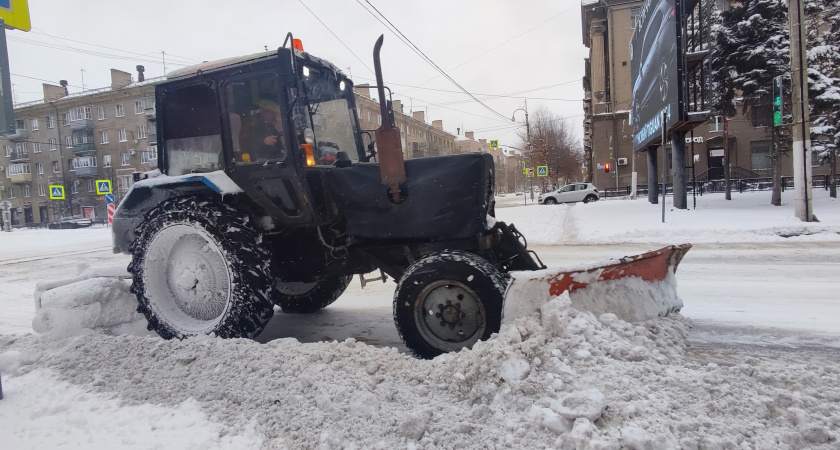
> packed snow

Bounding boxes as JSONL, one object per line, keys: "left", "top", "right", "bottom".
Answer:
{"left": 1, "top": 190, "right": 839, "bottom": 448}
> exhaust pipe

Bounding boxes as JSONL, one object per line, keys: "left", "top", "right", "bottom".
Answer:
{"left": 373, "top": 35, "right": 406, "bottom": 204}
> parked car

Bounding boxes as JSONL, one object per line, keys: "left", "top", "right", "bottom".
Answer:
{"left": 48, "top": 217, "right": 94, "bottom": 229}
{"left": 538, "top": 183, "right": 600, "bottom": 204}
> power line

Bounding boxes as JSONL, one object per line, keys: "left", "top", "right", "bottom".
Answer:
{"left": 297, "top": 0, "right": 376, "bottom": 77}
{"left": 397, "top": 4, "right": 579, "bottom": 97}
{"left": 30, "top": 29, "right": 198, "bottom": 65}
{"left": 8, "top": 37, "right": 190, "bottom": 68}
{"left": 356, "top": 0, "right": 510, "bottom": 123}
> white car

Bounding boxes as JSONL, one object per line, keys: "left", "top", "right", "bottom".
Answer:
{"left": 539, "top": 183, "right": 600, "bottom": 204}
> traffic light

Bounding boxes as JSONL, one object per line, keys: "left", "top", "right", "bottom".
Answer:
{"left": 772, "top": 76, "right": 783, "bottom": 127}
{"left": 604, "top": 162, "right": 611, "bottom": 173}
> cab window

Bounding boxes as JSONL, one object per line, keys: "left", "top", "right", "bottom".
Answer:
{"left": 162, "top": 83, "right": 224, "bottom": 175}
{"left": 224, "top": 73, "right": 285, "bottom": 165}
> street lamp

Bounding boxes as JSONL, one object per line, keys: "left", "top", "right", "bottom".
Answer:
{"left": 512, "top": 102, "right": 533, "bottom": 203}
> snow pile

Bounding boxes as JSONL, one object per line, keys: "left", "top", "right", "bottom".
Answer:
{"left": 495, "top": 190, "right": 840, "bottom": 245}
{"left": 32, "top": 277, "right": 149, "bottom": 339}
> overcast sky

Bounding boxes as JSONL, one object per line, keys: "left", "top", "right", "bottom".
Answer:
{"left": 8, "top": 0, "right": 587, "bottom": 149}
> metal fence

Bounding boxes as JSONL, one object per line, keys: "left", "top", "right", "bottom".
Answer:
{"left": 601, "top": 174, "right": 838, "bottom": 199}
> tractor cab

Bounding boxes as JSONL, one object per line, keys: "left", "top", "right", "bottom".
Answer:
{"left": 155, "top": 42, "right": 365, "bottom": 228}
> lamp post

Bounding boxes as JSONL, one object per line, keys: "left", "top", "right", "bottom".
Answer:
{"left": 512, "top": 101, "right": 532, "bottom": 204}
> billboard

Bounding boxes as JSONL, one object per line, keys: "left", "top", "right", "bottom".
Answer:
{"left": 631, "top": 0, "right": 681, "bottom": 151}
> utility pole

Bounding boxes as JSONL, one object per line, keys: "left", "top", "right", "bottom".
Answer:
{"left": 512, "top": 101, "right": 531, "bottom": 204}
{"left": 50, "top": 102, "right": 72, "bottom": 217}
{"left": 788, "top": 0, "right": 815, "bottom": 221}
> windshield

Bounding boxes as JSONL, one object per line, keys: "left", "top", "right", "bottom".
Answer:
{"left": 293, "top": 64, "right": 361, "bottom": 165}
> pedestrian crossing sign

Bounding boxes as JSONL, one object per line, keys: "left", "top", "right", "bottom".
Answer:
{"left": 0, "top": 0, "right": 31, "bottom": 32}
{"left": 489, "top": 140, "right": 498, "bottom": 149}
{"left": 95, "top": 179, "right": 112, "bottom": 195}
{"left": 49, "top": 185, "right": 65, "bottom": 200}
{"left": 537, "top": 166, "right": 548, "bottom": 177}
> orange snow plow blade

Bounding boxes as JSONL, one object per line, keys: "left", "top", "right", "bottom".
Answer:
{"left": 503, "top": 244, "right": 692, "bottom": 323}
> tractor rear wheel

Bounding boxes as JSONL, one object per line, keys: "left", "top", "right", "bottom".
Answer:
{"left": 274, "top": 275, "right": 351, "bottom": 313}
{"left": 393, "top": 251, "right": 506, "bottom": 359}
{"left": 128, "top": 197, "right": 275, "bottom": 340}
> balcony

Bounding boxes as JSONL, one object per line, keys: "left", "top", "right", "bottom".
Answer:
{"left": 10, "top": 172, "right": 32, "bottom": 184}
{"left": 145, "top": 107, "right": 156, "bottom": 121}
{"left": 9, "top": 152, "right": 29, "bottom": 162}
{"left": 73, "top": 142, "right": 96, "bottom": 155}
{"left": 70, "top": 119, "right": 94, "bottom": 130}
{"left": 8, "top": 163, "right": 31, "bottom": 183}
{"left": 6, "top": 129, "right": 29, "bottom": 142}
{"left": 147, "top": 133, "right": 157, "bottom": 144}
{"left": 74, "top": 166, "right": 98, "bottom": 178}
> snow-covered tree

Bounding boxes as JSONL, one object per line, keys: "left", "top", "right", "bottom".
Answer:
{"left": 722, "top": 0, "right": 790, "bottom": 205}
{"left": 807, "top": 0, "right": 840, "bottom": 197}
{"left": 709, "top": 0, "right": 739, "bottom": 199}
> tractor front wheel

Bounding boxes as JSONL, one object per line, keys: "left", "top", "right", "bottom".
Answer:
{"left": 393, "top": 251, "right": 506, "bottom": 359}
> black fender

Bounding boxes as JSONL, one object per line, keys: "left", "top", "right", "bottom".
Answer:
{"left": 112, "top": 172, "right": 243, "bottom": 254}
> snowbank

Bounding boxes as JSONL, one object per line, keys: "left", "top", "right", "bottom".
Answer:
{"left": 496, "top": 189, "right": 840, "bottom": 245}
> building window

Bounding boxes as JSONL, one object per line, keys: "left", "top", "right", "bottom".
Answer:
{"left": 15, "top": 119, "right": 25, "bottom": 130}
{"left": 357, "top": 108, "right": 362, "bottom": 119}
{"left": 66, "top": 136, "right": 73, "bottom": 148}
{"left": 68, "top": 158, "right": 75, "bottom": 171}
{"left": 119, "top": 175, "right": 133, "bottom": 192}
{"left": 709, "top": 115, "right": 723, "bottom": 132}
{"left": 367, "top": 111, "right": 371, "bottom": 122}
{"left": 31, "top": 118, "right": 39, "bottom": 130}
{"left": 9, "top": 186, "right": 15, "bottom": 198}
{"left": 121, "top": 152, "right": 130, "bottom": 166}
{"left": 140, "top": 151, "right": 150, "bottom": 163}
{"left": 73, "top": 156, "right": 97, "bottom": 169}
{"left": 750, "top": 141, "right": 772, "bottom": 171}
{"left": 38, "top": 184, "right": 46, "bottom": 197}
{"left": 49, "top": 138, "right": 57, "bottom": 151}
{"left": 103, "top": 154, "right": 112, "bottom": 167}
{"left": 46, "top": 115, "right": 55, "bottom": 129}
{"left": 100, "top": 131, "right": 109, "bottom": 144}
{"left": 88, "top": 179, "right": 95, "bottom": 192}
{"left": 24, "top": 184, "right": 30, "bottom": 197}
{"left": 36, "top": 162, "right": 43, "bottom": 174}
{"left": 62, "top": 112, "right": 70, "bottom": 125}
{"left": 137, "top": 124, "right": 147, "bottom": 139}
{"left": 377, "top": 114, "right": 382, "bottom": 126}
{"left": 4, "top": 145, "right": 10, "bottom": 157}
{"left": 631, "top": 7, "right": 641, "bottom": 28}
{"left": 33, "top": 142, "right": 41, "bottom": 153}
{"left": 98, "top": 106, "right": 106, "bottom": 120}
{"left": 148, "top": 145, "right": 157, "bottom": 159}
{"left": 118, "top": 129, "right": 127, "bottom": 142}
{"left": 71, "top": 181, "right": 78, "bottom": 194}
{"left": 751, "top": 103, "right": 772, "bottom": 128}
{"left": 70, "top": 106, "right": 92, "bottom": 121}
{"left": 116, "top": 104, "right": 125, "bottom": 117}
{"left": 135, "top": 101, "right": 144, "bottom": 114}
{"left": 52, "top": 161, "right": 60, "bottom": 173}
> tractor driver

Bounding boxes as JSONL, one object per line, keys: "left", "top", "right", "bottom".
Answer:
{"left": 241, "top": 100, "right": 286, "bottom": 163}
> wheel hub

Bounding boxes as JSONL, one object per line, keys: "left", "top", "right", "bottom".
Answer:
{"left": 143, "top": 224, "right": 232, "bottom": 334}
{"left": 416, "top": 281, "right": 486, "bottom": 348}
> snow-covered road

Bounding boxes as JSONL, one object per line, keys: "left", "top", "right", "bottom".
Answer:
{"left": 1, "top": 190, "right": 839, "bottom": 448}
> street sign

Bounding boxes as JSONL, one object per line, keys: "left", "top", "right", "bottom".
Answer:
{"left": 489, "top": 140, "right": 498, "bottom": 149}
{"left": 0, "top": 0, "right": 31, "bottom": 32}
{"left": 104, "top": 193, "right": 115, "bottom": 203}
{"left": 526, "top": 168, "right": 535, "bottom": 178}
{"left": 521, "top": 161, "right": 526, "bottom": 174}
{"left": 537, "top": 165, "right": 548, "bottom": 177}
{"left": 107, "top": 202, "right": 116, "bottom": 225}
{"left": 49, "top": 185, "right": 65, "bottom": 200}
{"left": 95, "top": 179, "right": 112, "bottom": 195}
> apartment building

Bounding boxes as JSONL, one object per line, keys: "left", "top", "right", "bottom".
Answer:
{"left": 353, "top": 86, "right": 456, "bottom": 158}
{"left": 1, "top": 68, "right": 158, "bottom": 226}
{"left": 581, "top": 0, "right": 830, "bottom": 192}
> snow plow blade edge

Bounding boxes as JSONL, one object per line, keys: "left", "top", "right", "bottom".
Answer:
{"left": 503, "top": 244, "right": 692, "bottom": 323}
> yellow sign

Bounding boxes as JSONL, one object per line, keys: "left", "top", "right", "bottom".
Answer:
{"left": 0, "top": 0, "right": 32, "bottom": 32}
{"left": 521, "top": 161, "right": 526, "bottom": 174}
{"left": 49, "top": 185, "right": 65, "bottom": 200}
{"left": 95, "top": 179, "right": 112, "bottom": 195}
{"left": 526, "top": 168, "right": 535, "bottom": 178}
{"left": 489, "top": 140, "right": 498, "bottom": 149}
